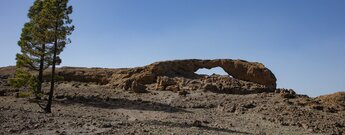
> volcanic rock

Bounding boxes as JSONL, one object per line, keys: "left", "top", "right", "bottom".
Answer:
{"left": 316, "top": 92, "right": 345, "bottom": 111}
{"left": 130, "top": 81, "right": 147, "bottom": 93}
{"left": 144, "top": 59, "right": 277, "bottom": 88}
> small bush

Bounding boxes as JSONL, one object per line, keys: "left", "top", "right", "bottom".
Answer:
{"left": 55, "top": 75, "right": 65, "bottom": 82}
{"left": 16, "top": 92, "right": 32, "bottom": 98}
{"left": 35, "top": 92, "right": 44, "bottom": 99}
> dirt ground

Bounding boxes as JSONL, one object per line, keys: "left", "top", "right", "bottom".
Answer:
{"left": 0, "top": 81, "right": 344, "bottom": 135}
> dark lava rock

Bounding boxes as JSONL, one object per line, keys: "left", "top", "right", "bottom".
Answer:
{"left": 102, "top": 123, "right": 113, "bottom": 128}
{"left": 178, "top": 90, "right": 189, "bottom": 96}
{"left": 131, "top": 81, "right": 147, "bottom": 93}
{"left": 192, "top": 120, "right": 203, "bottom": 127}
{"left": 0, "top": 90, "right": 5, "bottom": 96}
{"left": 242, "top": 103, "right": 256, "bottom": 109}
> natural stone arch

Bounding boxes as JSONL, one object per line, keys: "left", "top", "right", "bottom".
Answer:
{"left": 147, "top": 59, "right": 277, "bottom": 88}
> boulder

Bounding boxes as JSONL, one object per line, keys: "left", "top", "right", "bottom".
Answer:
{"left": 155, "top": 76, "right": 176, "bottom": 90}
{"left": 203, "top": 83, "right": 219, "bottom": 92}
{"left": 130, "top": 80, "right": 147, "bottom": 93}
{"left": 166, "top": 85, "right": 180, "bottom": 92}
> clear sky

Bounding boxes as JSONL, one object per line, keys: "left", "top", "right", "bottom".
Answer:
{"left": 0, "top": 0, "right": 344, "bottom": 97}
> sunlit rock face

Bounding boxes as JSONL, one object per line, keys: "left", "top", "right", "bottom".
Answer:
{"left": 110, "top": 59, "right": 277, "bottom": 94}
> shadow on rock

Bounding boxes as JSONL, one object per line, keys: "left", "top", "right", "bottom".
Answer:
{"left": 55, "top": 95, "right": 190, "bottom": 113}
{"left": 143, "top": 120, "right": 251, "bottom": 134}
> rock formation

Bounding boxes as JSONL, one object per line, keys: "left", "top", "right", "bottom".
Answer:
{"left": 145, "top": 59, "right": 277, "bottom": 88}
{"left": 110, "top": 59, "right": 277, "bottom": 93}
{"left": 0, "top": 59, "right": 277, "bottom": 94}
{"left": 316, "top": 92, "right": 345, "bottom": 111}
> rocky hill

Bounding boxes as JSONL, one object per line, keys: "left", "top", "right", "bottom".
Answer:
{"left": 0, "top": 59, "right": 344, "bottom": 134}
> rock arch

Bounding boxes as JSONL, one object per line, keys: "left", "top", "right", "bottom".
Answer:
{"left": 146, "top": 59, "right": 277, "bottom": 88}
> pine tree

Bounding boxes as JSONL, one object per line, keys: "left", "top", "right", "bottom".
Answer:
{"left": 12, "top": 0, "right": 55, "bottom": 98}
{"left": 40, "top": 0, "right": 74, "bottom": 113}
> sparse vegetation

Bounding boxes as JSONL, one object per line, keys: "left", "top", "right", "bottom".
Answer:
{"left": 42, "top": 0, "right": 74, "bottom": 113}
{"left": 16, "top": 91, "right": 32, "bottom": 98}
{"left": 12, "top": 0, "right": 74, "bottom": 113}
{"left": 12, "top": 0, "right": 56, "bottom": 98}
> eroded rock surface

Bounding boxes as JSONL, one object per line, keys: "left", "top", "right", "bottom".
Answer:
{"left": 147, "top": 59, "right": 277, "bottom": 88}
{"left": 111, "top": 59, "right": 276, "bottom": 94}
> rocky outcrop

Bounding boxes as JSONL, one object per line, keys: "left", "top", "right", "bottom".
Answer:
{"left": 111, "top": 59, "right": 276, "bottom": 89}
{"left": 42, "top": 67, "right": 116, "bottom": 85}
{"left": 316, "top": 92, "right": 345, "bottom": 111}
{"left": 0, "top": 59, "right": 277, "bottom": 94}
{"left": 149, "top": 59, "right": 276, "bottom": 88}
{"left": 108, "top": 59, "right": 277, "bottom": 94}
{"left": 130, "top": 80, "right": 147, "bottom": 93}
{"left": 0, "top": 66, "right": 16, "bottom": 79}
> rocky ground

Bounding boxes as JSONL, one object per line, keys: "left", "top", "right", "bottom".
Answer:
{"left": 0, "top": 81, "right": 344, "bottom": 135}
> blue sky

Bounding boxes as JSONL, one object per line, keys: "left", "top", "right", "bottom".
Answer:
{"left": 0, "top": 0, "right": 344, "bottom": 97}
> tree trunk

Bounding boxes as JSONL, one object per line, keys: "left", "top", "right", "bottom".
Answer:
{"left": 45, "top": 40, "right": 57, "bottom": 113}
{"left": 36, "top": 44, "right": 45, "bottom": 98}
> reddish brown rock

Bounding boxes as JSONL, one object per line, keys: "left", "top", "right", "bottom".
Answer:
{"left": 144, "top": 59, "right": 276, "bottom": 88}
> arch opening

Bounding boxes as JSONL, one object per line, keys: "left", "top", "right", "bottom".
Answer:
{"left": 195, "top": 67, "right": 232, "bottom": 77}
